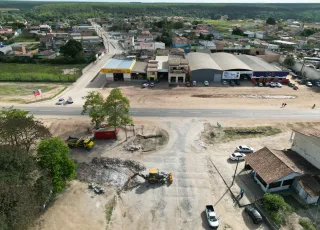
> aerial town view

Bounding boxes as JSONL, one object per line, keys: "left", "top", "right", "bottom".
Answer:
{"left": 1, "top": 0, "right": 320, "bottom": 230}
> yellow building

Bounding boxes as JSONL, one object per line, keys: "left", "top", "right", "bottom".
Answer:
{"left": 101, "top": 59, "right": 136, "bottom": 81}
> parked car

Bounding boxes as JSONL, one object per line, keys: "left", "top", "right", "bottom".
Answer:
{"left": 315, "top": 81, "right": 320, "bottom": 87}
{"left": 235, "top": 80, "right": 240, "bottom": 86}
{"left": 204, "top": 80, "right": 209, "bottom": 86}
{"left": 276, "top": 82, "right": 282, "bottom": 88}
{"left": 149, "top": 82, "right": 155, "bottom": 87}
{"left": 288, "top": 82, "right": 296, "bottom": 87}
{"left": 236, "top": 145, "right": 254, "bottom": 153}
{"left": 245, "top": 205, "right": 263, "bottom": 224}
{"left": 230, "top": 80, "right": 235, "bottom": 86}
{"left": 192, "top": 81, "right": 197, "bottom": 86}
{"left": 66, "top": 97, "right": 73, "bottom": 104}
{"left": 229, "top": 152, "right": 246, "bottom": 161}
{"left": 142, "top": 82, "right": 149, "bottom": 88}
{"left": 56, "top": 98, "right": 65, "bottom": 105}
{"left": 306, "top": 81, "right": 313, "bottom": 87}
{"left": 270, "top": 82, "right": 276, "bottom": 88}
{"left": 258, "top": 83, "right": 263, "bottom": 87}
{"left": 205, "top": 205, "right": 219, "bottom": 229}
{"left": 186, "top": 81, "right": 191, "bottom": 87}
{"left": 222, "top": 80, "right": 228, "bottom": 85}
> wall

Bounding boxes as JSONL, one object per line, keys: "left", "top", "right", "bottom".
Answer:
{"left": 258, "top": 54, "right": 280, "bottom": 63}
{"left": 292, "top": 132, "right": 320, "bottom": 169}
{"left": 293, "top": 180, "right": 319, "bottom": 204}
{"left": 267, "top": 173, "right": 300, "bottom": 192}
{"left": 106, "top": 73, "right": 113, "bottom": 81}
{"left": 191, "top": 69, "right": 221, "bottom": 82}
{"left": 124, "top": 73, "right": 131, "bottom": 81}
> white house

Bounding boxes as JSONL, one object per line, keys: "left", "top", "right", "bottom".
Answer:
{"left": 245, "top": 144, "right": 320, "bottom": 204}
{"left": 134, "top": 42, "right": 165, "bottom": 50}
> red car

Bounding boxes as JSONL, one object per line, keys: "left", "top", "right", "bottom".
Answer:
{"left": 186, "top": 82, "right": 191, "bottom": 87}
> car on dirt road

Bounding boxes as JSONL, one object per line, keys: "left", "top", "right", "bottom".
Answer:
{"left": 204, "top": 80, "right": 209, "bottom": 86}
{"left": 186, "top": 81, "right": 191, "bottom": 87}
{"left": 276, "top": 82, "right": 282, "bottom": 88}
{"left": 222, "top": 80, "right": 228, "bottom": 85}
{"left": 193, "top": 81, "right": 197, "bottom": 86}
{"left": 229, "top": 152, "right": 246, "bottom": 161}
{"left": 149, "top": 82, "right": 155, "bottom": 87}
{"left": 270, "top": 82, "right": 276, "bottom": 88}
{"left": 141, "top": 82, "right": 149, "bottom": 88}
{"left": 244, "top": 205, "right": 263, "bottom": 224}
{"left": 306, "top": 81, "right": 313, "bottom": 87}
{"left": 205, "top": 205, "right": 219, "bottom": 229}
{"left": 236, "top": 145, "right": 254, "bottom": 153}
{"left": 56, "top": 98, "right": 65, "bottom": 105}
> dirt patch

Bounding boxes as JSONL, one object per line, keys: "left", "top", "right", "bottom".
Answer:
{"left": 62, "top": 68, "right": 79, "bottom": 75}
{"left": 124, "top": 129, "right": 169, "bottom": 153}
{"left": 201, "top": 123, "right": 282, "bottom": 144}
{"left": 192, "top": 94, "right": 297, "bottom": 99}
{"left": 77, "top": 157, "right": 146, "bottom": 189}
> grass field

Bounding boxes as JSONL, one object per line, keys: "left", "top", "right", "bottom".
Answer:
{"left": 12, "top": 36, "right": 38, "bottom": 43}
{"left": 203, "top": 19, "right": 260, "bottom": 33}
{"left": 0, "top": 84, "right": 57, "bottom": 96}
{"left": 0, "top": 63, "right": 86, "bottom": 82}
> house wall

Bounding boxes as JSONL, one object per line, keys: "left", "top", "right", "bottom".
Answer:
{"left": 292, "top": 132, "right": 320, "bottom": 169}
{"left": 124, "top": 73, "right": 131, "bottom": 81}
{"left": 292, "top": 180, "right": 319, "bottom": 204}
{"left": 106, "top": 73, "right": 114, "bottom": 81}
{"left": 254, "top": 172, "right": 300, "bottom": 192}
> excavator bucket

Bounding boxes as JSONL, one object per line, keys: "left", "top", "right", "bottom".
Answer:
{"left": 168, "top": 172, "right": 173, "bottom": 183}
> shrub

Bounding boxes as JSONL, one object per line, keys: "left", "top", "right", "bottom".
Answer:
{"left": 299, "top": 219, "right": 316, "bottom": 230}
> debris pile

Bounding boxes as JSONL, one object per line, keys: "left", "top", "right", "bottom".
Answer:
{"left": 88, "top": 183, "right": 105, "bottom": 194}
{"left": 77, "top": 157, "right": 146, "bottom": 188}
{"left": 124, "top": 132, "right": 168, "bottom": 153}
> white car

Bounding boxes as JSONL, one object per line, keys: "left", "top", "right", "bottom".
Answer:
{"left": 204, "top": 81, "right": 209, "bottom": 86}
{"left": 141, "top": 83, "right": 149, "bottom": 88}
{"left": 270, "top": 82, "right": 276, "bottom": 88}
{"left": 306, "top": 81, "right": 313, "bottom": 87}
{"left": 276, "top": 82, "right": 282, "bottom": 88}
{"left": 236, "top": 145, "right": 254, "bottom": 153}
{"left": 229, "top": 152, "right": 246, "bottom": 161}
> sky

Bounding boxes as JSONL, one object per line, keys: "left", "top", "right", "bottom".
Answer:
{"left": 8, "top": 0, "right": 320, "bottom": 3}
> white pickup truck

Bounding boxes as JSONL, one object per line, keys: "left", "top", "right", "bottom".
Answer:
{"left": 205, "top": 205, "right": 219, "bottom": 229}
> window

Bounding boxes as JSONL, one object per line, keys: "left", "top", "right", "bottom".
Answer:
{"left": 282, "top": 179, "right": 294, "bottom": 186}
{"left": 170, "top": 76, "right": 176, "bottom": 83}
{"left": 178, "top": 77, "right": 184, "bottom": 82}
{"left": 269, "top": 181, "right": 282, "bottom": 189}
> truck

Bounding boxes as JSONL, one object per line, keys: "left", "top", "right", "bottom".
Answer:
{"left": 92, "top": 126, "right": 119, "bottom": 140}
{"left": 205, "top": 205, "right": 219, "bottom": 229}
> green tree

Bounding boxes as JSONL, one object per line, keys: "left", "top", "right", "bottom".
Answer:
{"left": 283, "top": 55, "right": 295, "bottom": 67}
{"left": 60, "top": 39, "right": 83, "bottom": 58}
{"left": 0, "top": 107, "right": 51, "bottom": 153}
{"left": 266, "top": 17, "right": 276, "bottom": 25}
{"left": 82, "top": 91, "right": 105, "bottom": 128}
{"left": 0, "top": 146, "right": 52, "bottom": 230}
{"left": 232, "top": 27, "right": 244, "bottom": 36}
{"left": 172, "top": 21, "right": 183, "bottom": 29}
{"left": 37, "top": 137, "right": 76, "bottom": 193}
{"left": 199, "top": 33, "right": 205, "bottom": 40}
{"left": 104, "top": 88, "right": 132, "bottom": 139}
{"left": 301, "top": 28, "right": 318, "bottom": 37}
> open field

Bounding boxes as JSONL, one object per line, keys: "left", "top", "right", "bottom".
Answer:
{"left": 0, "top": 63, "right": 86, "bottom": 82}
{"left": 32, "top": 116, "right": 320, "bottom": 230}
{"left": 12, "top": 36, "right": 38, "bottom": 43}
{"left": 203, "top": 19, "right": 260, "bottom": 33}
{"left": 0, "top": 83, "right": 66, "bottom": 103}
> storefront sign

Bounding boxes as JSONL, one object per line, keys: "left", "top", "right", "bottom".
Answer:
{"left": 140, "top": 43, "right": 153, "bottom": 47}
{"left": 222, "top": 71, "right": 240, "bottom": 79}
{"left": 101, "top": 68, "right": 131, "bottom": 73}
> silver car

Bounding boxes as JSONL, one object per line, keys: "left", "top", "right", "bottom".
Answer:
{"left": 236, "top": 145, "right": 254, "bottom": 153}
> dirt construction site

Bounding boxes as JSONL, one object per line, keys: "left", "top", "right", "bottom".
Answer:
{"left": 32, "top": 115, "right": 320, "bottom": 230}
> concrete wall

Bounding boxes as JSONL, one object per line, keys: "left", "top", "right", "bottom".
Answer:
{"left": 293, "top": 180, "right": 319, "bottom": 204}
{"left": 292, "top": 132, "right": 320, "bottom": 169}
{"left": 124, "top": 73, "right": 131, "bottom": 81}
{"left": 190, "top": 69, "right": 222, "bottom": 82}
{"left": 254, "top": 172, "right": 300, "bottom": 192}
{"left": 106, "top": 73, "right": 114, "bottom": 81}
{"left": 258, "top": 54, "right": 280, "bottom": 63}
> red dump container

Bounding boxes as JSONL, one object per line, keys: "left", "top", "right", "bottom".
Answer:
{"left": 92, "top": 127, "right": 119, "bottom": 139}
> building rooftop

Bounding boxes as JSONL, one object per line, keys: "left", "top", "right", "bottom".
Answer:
{"left": 293, "top": 128, "right": 320, "bottom": 139}
{"left": 102, "top": 59, "right": 135, "bottom": 70}
{"left": 236, "top": 55, "right": 280, "bottom": 72}
{"left": 245, "top": 147, "right": 320, "bottom": 184}
{"left": 210, "top": 52, "right": 252, "bottom": 71}
{"left": 187, "top": 52, "right": 221, "bottom": 71}
{"left": 131, "top": 61, "right": 147, "bottom": 74}
{"left": 296, "top": 175, "right": 320, "bottom": 196}
{"left": 156, "top": 56, "right": 169, "bottom": 71}
{"left": 273, "top": 40, "right": 297, "bottom": 45}
{"left": 172, "top": 37, "right": 190, "bottom": 45}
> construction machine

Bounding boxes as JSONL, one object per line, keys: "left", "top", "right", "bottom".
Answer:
{"left": 66, "top": 136, "right": 94, "bottom": 150}
{"left": 142, "top": 168, "right": 173, "bottom": 184}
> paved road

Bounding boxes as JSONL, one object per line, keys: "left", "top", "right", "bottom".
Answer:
{"left": 4, "top": 106, "right": 320, "bottom": 118}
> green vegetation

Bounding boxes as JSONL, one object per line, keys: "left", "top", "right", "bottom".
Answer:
{"left": 283, "top": 56, "right": 296, "bottom": 67}
{"left": 10, "top": 36, "right": 38, "bottom": 43}
{"left": 232, "top": 27, "right": 244, "bottom": 36}
{"left": 60, "top": 39, "right": 83, "bottom": 59}
{"left": 0, "top": 84, "right": 57, "bottom": 96}
{"left": 263, "top": 193, "right": 294, "bottom": 226}
{"left": 266, "top": 17, "right": 276, "bottom": 25}
{"left": 105, "top": 201, "right": 115, "bottom": 224}
{"left": 301, "top": 28, "right": 320, "bottom": 37}
{"left": 0, "top": 63, "right": 85, "bottom": 82}
{"left": 37, "top": 137, "right": 77, "bottom": 193}
{"left": 299, "top": 219, "right": 316, "bottom": 230}
{"left": 82, "top": 91, "right": 105, "bottom": 128}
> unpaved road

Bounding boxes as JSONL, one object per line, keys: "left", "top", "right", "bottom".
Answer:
{"left": 110, "top": 118, "right": 269, "bottom": 230}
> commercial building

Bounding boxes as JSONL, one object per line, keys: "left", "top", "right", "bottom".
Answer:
{"left": 156, "top": 56, "right": 169, "bottom": 81}
{"left": 73, "top": 36, "right": 102, "bottom": 45}
{"left": 187, "top": 52, "right": 222, "bottom": 82}
{"left": 168, "top": 55, "right": 189, "bottom": 84}
{"left": 131, "top": 61, "right": 147, "bottom": 81}
{"left": 134, "top": 41, "right": 165, "bottom": 50}
{"left": 101, "top": 59, "right": 136, "bottom": 81}
{"left": 237, "top": 54, "right": 289, "bottom": 83}
{"left": 147, "top": 60, "right": 159, "bottom": 81}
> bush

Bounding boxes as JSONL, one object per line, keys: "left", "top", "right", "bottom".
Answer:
{"left": 299, "top": 219, "right": 316, "bottom": 230}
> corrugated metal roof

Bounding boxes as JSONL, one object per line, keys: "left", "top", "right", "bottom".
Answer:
{"left": 210, "top": 52, "right": 252, "bottom": 71}
{"left": 132, "top": 61, "right": 147, "bottom": 73}
{"left": 103, "top": 59, "right": 135, "bottom": 69}
{"left": 187, "top": 52, "right": 221, "bottom": 71}
{"left": 236, "top": 55, "right": 279, "bottom": 72}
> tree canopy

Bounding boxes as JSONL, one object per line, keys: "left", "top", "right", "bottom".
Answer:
{"left": 0, "top": 107, "right": 51, "bottom": 153}
{"left": 266, "top": 17, "right": 276, "bottom": 25}
{"left": 283, "top": 55, "right": 295, "bottom": 67}
{"left": 82, "top": 91, "right": 106, "bottom": 128}
{"left": 59, "top": 39, "right": 83, "bottom": 59}
{"left": 37, "top": 137, "right": 76, "bottom": 193}
{"left": 232, "top": 27, "right": 244, "bottom": 36}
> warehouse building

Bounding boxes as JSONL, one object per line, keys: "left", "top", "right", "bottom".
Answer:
{"left": 101, "top": 59, "right": 136, "bottom": 81}
{"left": 237, "top": 55, "right": 289, "bottom": 83}
{"left": 187, "top": 52, "right": 222, "bottom": 82}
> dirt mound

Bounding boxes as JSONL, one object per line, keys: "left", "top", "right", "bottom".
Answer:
{"left": 77, "top": 157, "right": 146, "bottom": 188}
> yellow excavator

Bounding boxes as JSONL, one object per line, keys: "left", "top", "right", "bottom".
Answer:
{"left": 142, "top": 168, "right": 173, "bottom": 184}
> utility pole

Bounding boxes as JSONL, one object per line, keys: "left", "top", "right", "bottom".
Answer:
{"left": 232, "top": 158, "right": 240, "bottom": 186}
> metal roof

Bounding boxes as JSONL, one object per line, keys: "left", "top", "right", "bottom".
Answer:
{"left": 103, "top": 59, "right": 135, "bottom": 69}
{"left": 236, "top": 55, "right": 280, "bottom": 72}
{"left": 132, "top": 61, "right": 147, "bottom": 73}
{"left": 210, "top": 52, "right": 252, "bottom": 71}
{"left": 187, "top": 52, "right": 222, "bottom": 71}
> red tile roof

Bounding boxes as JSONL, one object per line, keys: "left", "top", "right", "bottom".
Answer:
{"left": 296, "top": 175, "right": 320, "bottom": 196}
